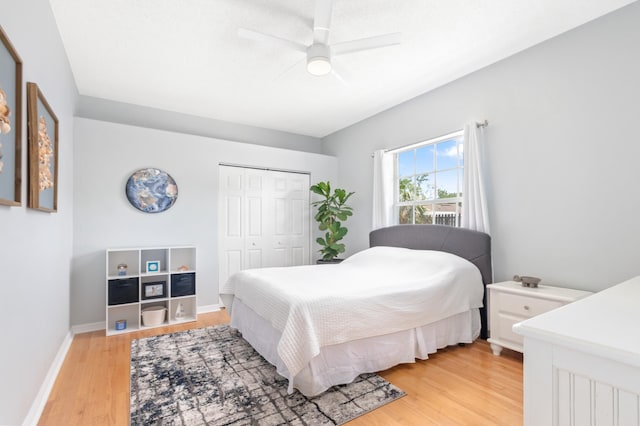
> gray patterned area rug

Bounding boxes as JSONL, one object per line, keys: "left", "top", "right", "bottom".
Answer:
{"left": 130, "top": 324, "right": 405, "bottom": 425}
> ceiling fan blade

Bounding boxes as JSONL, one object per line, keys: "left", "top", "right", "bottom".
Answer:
{"left": 273, "top": 57, "right": 307, "bottom": 82}
{"left": 238, "top": 27, "right": 307, "bottom": 53}
{"left": 313, "top": 0, "right": 333, "bottom": 45}
{"left": 332, "top": 32, "right": 402, "bottom": 56}
{"left": 330, "top": 64, "right": 350, "bottom": 88}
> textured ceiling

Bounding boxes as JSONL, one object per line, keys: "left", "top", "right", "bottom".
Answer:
{"left": 50, "top": 0, "right": 635, "bottom": 137}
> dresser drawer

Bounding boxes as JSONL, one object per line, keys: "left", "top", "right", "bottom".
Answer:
{"left": 498, "top": 292, "right": 563, "bottom": 318}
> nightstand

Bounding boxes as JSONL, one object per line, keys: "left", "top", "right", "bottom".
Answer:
{"left": 486, "top": 281, "right": 592, "bottom": 355}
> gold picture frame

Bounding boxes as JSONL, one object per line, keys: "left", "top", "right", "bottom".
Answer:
{"left": 27, "top": 82, "right": 59, "bottom": 212}
{"left": 0, "top": 25, "right": 23, "bottom": 206}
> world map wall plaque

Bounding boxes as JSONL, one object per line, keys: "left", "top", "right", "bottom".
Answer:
{"left": 125, "top": 168, "right": 178, "bottom": 213}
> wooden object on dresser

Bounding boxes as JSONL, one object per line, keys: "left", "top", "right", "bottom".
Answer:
{"left": 105, "top": 246, "right": 197, "bottom": 335}
{"left": 513, "top": 276, "right": 639, "bottom": 426}
{"left": 487, "top": 281, "right": 592, "bottom": 355}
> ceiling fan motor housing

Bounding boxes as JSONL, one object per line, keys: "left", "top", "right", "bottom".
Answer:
{"left": 307, "top": 43, "right": 332, "bottom": 76}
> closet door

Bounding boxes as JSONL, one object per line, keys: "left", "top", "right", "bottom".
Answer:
{"left": 218, "top": 166, "right": 310, "bottom": 290}
{"left": 218, "top": 166, "right": 246, "bottom": 287}
{"left": 269, "top": 171, "right": 310, "bottom": 267}
{"left": 244, "top": 168, "right": 267, "bottom": 269}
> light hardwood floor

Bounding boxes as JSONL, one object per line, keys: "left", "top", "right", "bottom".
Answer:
{"left": 39, "top": 310, "right": 523, "bottom": 425}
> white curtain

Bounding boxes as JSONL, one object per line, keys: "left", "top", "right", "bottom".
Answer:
{"left": 462, "top": 122, "right": 491, "bottom": 233}
{"left": 372, "top": 149, "right": 394, "bottom": 230}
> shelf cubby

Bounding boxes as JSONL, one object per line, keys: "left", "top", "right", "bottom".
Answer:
{"left": 105, "top": 246, "right": 197, "bottom": 335}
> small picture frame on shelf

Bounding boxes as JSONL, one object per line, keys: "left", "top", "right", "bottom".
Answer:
{"left": 146, "top": 260, "right": 160, "bottom": 273}
{"left": 142, "top": 281, "right": 166, "bottom": 300}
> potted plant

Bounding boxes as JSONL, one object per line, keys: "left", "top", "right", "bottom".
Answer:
{"left": 310, "top": 181, "right": 355, "bottom": 262}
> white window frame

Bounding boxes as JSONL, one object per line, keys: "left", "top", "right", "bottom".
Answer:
{"left": 392, "top": 130, "right": 464, "bottom": 226}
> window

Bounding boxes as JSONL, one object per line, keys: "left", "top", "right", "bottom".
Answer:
{"left": 395, "top": 131, "right": 464, "bottom": 226}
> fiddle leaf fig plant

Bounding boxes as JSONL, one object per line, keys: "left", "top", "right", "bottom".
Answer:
{"left": 310, "top": 181, "right": 355, "bottom": 261}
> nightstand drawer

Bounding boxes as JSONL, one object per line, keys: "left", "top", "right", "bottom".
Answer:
{"left": 498, "top": 292, "right": 563, "bottom": 318}
{"left": 497, "top": 314, "right": 524, "bottom": 346}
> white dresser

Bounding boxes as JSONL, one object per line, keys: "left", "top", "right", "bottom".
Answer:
{"left": 486, "top": 281, "right": 592, "bottom": 355}
{"left": 513, "top": 276, "right": 640, "bottom": 426}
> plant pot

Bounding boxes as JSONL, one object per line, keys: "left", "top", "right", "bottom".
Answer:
{"left": 316, "top": 258, "right": 343, "bottom": 265}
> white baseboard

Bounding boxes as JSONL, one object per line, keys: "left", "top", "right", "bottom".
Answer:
{"left": 22, "top": 331, "right": 74, "bottom": 426}
{"left": 71, "top": 321, "right": 105, "bottom": 334}
{"left": 198, "top": 304, "right": 221, "bottom": 314}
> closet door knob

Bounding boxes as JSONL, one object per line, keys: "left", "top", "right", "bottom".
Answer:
{"left": 523, "top": 305, "right": 530, "bottom": 311}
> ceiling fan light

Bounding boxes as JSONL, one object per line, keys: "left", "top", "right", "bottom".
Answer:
{"left": 307, "top": 57, "right": 331, "bottom": 76}
{"left": 307, "top": 43, "right": 332, "bottom": 76}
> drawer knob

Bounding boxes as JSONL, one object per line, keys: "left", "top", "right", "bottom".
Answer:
{"left": 523, "top": 305, "right": 530, "bottom": 310}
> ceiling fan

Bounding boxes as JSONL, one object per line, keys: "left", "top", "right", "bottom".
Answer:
{"left": 238, "top": 0, "right": 401, "bottom": 77}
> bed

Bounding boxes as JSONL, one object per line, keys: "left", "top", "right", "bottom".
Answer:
{"left": 220, "top": 224, "right": 492, "bottom": 396}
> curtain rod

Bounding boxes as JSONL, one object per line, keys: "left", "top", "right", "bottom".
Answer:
{"left": 374, "top": 120, "right": 489, "bottom": 157}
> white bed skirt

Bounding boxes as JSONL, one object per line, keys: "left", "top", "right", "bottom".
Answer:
{"left": 230, "top": 298, "right": 481, "bottom": 396}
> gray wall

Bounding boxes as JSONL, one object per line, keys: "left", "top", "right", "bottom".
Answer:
{"left": 72, "top": 118, "right": 337, "bottom": 327}
{"left": 77, "top": 96, "right": 325, "bottom": 154}
{"left": 323, "top": 2, "right": 640, "bottom": 293}
{"left": 0, "top": 0, "right": 77, "bottom": 424}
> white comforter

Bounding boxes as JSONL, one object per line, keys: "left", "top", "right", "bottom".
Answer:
{"left": 220, "top": 246, "right": 483, "bottom": 383}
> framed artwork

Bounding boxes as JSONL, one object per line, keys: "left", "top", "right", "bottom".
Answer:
{"left": 0, "top": 25, "right": 23, "bottom": 206}
{"left": 146, "top": 260, "right": 160, "bottom": 273}
{"left": 27, "top": 82, "right": 59, "bottom": 212}
{"left": 142, "top": 281, "right": 166, "bottom": 300}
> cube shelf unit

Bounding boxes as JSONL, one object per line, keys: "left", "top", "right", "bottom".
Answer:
{"left": 106, "top": 246, "right": 197, "bottom": 336}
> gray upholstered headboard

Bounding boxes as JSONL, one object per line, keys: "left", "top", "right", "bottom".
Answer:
{"left": 369, "top": 224, "right": 492, "bottom": 339}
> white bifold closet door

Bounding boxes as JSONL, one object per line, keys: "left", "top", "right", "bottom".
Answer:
{"left": 218, "top": 165, "right": 310, "bottom": 289}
